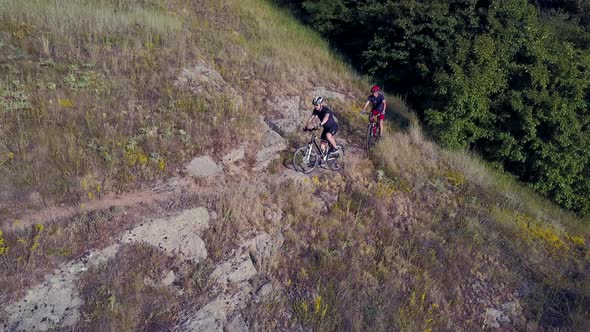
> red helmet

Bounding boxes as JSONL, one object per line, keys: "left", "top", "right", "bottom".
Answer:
{"left": 371, "top": 85, "right": 380, "bottom": 92}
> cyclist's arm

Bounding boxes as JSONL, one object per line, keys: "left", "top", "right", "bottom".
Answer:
{"left": 382, "top": 99, "right": 387, "bottom": 114}
{"left": 320, "top": 113, "right": 330, "bottom": 126}
{"left": 361, "top": 100, "right": 371, "bottom": 112}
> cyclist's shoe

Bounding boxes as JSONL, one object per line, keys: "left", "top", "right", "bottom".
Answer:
{"left": 328, "top": 146, "right": 339, "bottom": 154}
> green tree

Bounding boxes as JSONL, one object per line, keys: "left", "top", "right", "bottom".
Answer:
{"left": 286, "top": 0, "right": 590, "bottom": 216}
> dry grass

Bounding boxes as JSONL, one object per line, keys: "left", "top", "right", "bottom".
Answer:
{"left": 1, "top": 0, "right": 589, "bottom": 331}
{"left": 0, "top": 0, "right": 361, "bottom": 217}
{"left": 0, "top": 207, "right": 131, "bottom": 304}
{"left": 77, "top": 243, "right": 184, "bottom": 330}
{"left": 368, "top": 126, "right": 589, "bottom": 329}
{"left": 204, "top": 179, "right": 266, "bottom": 261}
{"left": 267, "top": 118, "right": 589, "bottom": 330}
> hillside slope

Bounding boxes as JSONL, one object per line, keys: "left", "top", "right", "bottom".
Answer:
{"left": 1, "top": 0, "right": 589, "bottom": 330}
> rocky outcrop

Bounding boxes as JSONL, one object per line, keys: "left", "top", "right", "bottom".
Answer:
{"left": 483, "top": 301, "right": 522, "bottom": 329}
{"left": 187, "top": 155, "right": 223, "bottom": 179}
{"left": 122, "top": 207, "right": 210, "bottom": 262}
{"left": 222, "top": 146, "right": 246, "bottom": 165}
{"left": 225, "top": 314, "right": 249, "bottom": 332}
{"left": 265, "top": 96, "right": 304, "bottom": 134}
{"left": 2, "top": 208, "right": 211, "bottom": 331}
{"left": 174, "top": 60, "right": 243, "bottom": 109}
{"left": 2, "top": 244, "right": 120, "bottom": 332}
{"left": 241, "top": 232, "right": 284, "bottom": 271}
{"left": 310, "top": 86, "right": 348, "bottom": 102}
{"left": 265, "top": 87, "right": 349, "bottom": 135}
{"left": 253, "top": 117, "right": 286, "bottom": 172}
{"left": 181, "top": 232, "right": 283, "bottom": 331}
{"left": 210, "top": 254, "right": 258, "bottom": 290}
{"left": 181, "top": 288, "right": 253, "bottom": 332}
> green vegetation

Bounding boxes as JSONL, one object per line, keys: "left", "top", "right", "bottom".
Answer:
{"left": 280, "top": 0, "right": 590, "bottom": 216}
{"left": 0, "top": 0, "right": 589, "bottom": 330}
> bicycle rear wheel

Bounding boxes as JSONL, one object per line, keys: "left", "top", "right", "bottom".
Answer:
{"left": 293, "top": 146, "right": 319, "bottom": 174}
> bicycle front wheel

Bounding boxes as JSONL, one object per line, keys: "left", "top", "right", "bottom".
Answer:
{"left": 293, "top": 146, "right": 319, "bottom": 174}
{"left": 366, "top": 124, "right": 376, "bottom": 150}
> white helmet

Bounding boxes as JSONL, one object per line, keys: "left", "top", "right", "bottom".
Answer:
{"left": 312, "top": 96, "right": 323, "bottom": 106}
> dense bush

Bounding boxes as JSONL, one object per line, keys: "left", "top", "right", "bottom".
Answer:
{"left": 280, "top": 0, "right": 590, "bottom": 216}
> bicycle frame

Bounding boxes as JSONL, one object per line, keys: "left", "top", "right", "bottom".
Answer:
{"left": 366, "top": 113, "right": 380, "bottom": 151}
{"left": 294, "top": 128, "right": 343, "bottom": 173}
{"left": 368, "top": 114, "right": 379, "bottom": 136}
{"left": 306, "top": 131, "right": 335, "bottom": 159}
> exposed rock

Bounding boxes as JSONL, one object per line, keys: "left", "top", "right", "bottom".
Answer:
{"left": 271, "top": 96, "right": 301, "bottom": 117}
{"left": 483, "top": 301, "right": 521, "bottom": 329}
{"left": 483, "top": 308, "right": 509, "bottom": 329}
{"left": 162, "top": 270, "right": 177, "bottom": 287}
{"left": 242, "top": 232, "right": 284, "bottom": 270}
{"left": 210, "top": 253, "right": 258, "bottom": 289}
{"left": 225, "top": 314, "right": 248, "bottom": 332}
{"left": 310, "top": 87, "right": 347, "bottom": 102}
{"left": 2, "top": 244, "right": 120, "bottom": 332}
{"left": 174, "top": 60, "right": 243, "bottom": 108}
{"left": 27, "top": 191, "right": 43, "bottom": 207}
{"left": 210, "top": 210, "right": 218, "bottom": 222}
{"left": 256, "top": 282, "right": 274, "bottom": 300}
{"left": 183, "top": 298, "right": 226, "bottom": 332}
{"left": 222, "top": 146, "right": 246, "bottom": 165}
{"left": 187, "top": 155, "right": 222, "bottom": 179}
{"left": 122, "top": 207, "right": 210, "bottom": 262}
{"left": 183, "top": 232, "right": 284, "bottom": 330}
{"left": 181, "top": 287, "right": 252, "bottom": 332}
{"left": 502, "top": 301, "right": 523, "bottom": 326}
{"left": 265, "top": 96, "right": 305, "bottom": 134}
{"left": 253, "top": 117, "right": 286, "bottom": 171}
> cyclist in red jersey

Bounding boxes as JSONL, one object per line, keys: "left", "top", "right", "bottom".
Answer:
{"left": 361, "top": 85, "right": 387, "bottom": 138}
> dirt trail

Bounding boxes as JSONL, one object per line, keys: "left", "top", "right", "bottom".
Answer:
{"left": 2, "top": 177, "right": 198, "bottom": 231}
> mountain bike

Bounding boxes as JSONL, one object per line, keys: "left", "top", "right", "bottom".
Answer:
{"left": 364, "top": 111, "right": 380, "bottom": 150}
{"left": 293, "top": 128, "right": 344, "bottom": 174}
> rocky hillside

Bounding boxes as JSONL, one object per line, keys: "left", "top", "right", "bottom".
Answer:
{"left": 1, "top": 0, "right": 589, "bottom": 331}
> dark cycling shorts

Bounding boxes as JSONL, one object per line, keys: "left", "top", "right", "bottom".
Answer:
{"left": 372, "top": 109, "right": 385, "bottom": 120}
{"left": 321, "top": 123, "right": 338, "bottom": 140}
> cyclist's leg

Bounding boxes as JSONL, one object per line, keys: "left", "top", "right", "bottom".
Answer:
{"left": 320, "top": 127, "right": 329, "bottom": 156}
{"left": 374, "top": 111, "right": 384, "bottom": 137}
{"left": 326, "top": 132, "right": 337, "bottom": 152}
{"left": 327, "top": 123, "right": 338, "bottom": 152}
{"left": 371, "top": 110, "right": 380, "bottom": 136}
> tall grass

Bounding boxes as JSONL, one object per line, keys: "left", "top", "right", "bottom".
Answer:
{"left": 0, "top": 0, "right": 181, "bottom": 36}
{"left": 370, "top": 126, "right": 590, "bottom": 329}
{"left": 0, "top": 0, "right": 368, "bottom": 216}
